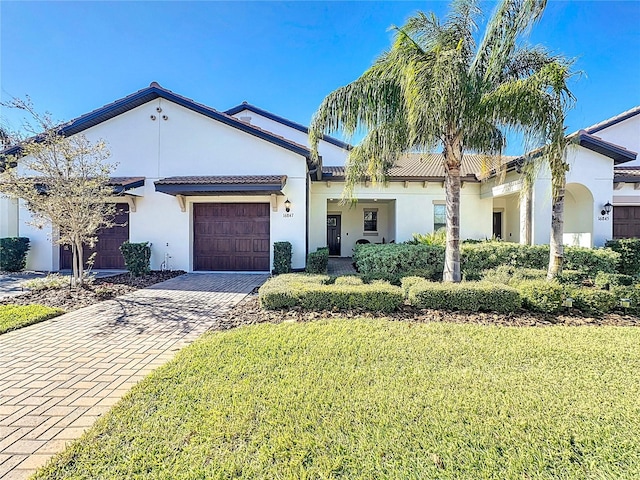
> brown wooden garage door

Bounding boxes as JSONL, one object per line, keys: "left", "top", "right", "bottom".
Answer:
{"left": 60, "top": 203, "right": 129, "bottom": 269}
{"left": 614, "top": 206, "right": 640, "bottom": 239}
{"left": 194, "top": 203, "right": 270, "bottom": 271}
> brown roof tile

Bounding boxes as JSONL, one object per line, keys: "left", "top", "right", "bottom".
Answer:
{"left": 155, "top": 175, "right": 287, "bottom": 186}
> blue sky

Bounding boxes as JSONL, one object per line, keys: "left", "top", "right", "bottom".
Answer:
{"left": 1, "top": 1, "right": 639, "bottom": 155}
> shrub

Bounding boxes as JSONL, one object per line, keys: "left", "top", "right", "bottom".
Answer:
{"left": 306, "top": 247, "right": 329, "bottom": 274}
{"left": 334, "top": 276, "right": 363, "bottom": 286}
{"left": 119, "top": 242, "right": 151, "bottom": 277}
{"left": 605, "top": 238, "right": 640, "bottom": 277}
{"left": 481, "top": 266, "right": 547, "bottom": 285}
{"left": 259, "top": 274, "right": 402, "bottom": 312}
{"left": 0, "top": 237, "right": 30, "bottom": 272}
{"left": 0, "top": 304, "right": 64, "bottom": 334}
{"left": 401, "top": 276, "right": 427, "bottom": 298}
{"left": 569, "top": 287, "right": 619, "bottom": 315}
{"left": 405, "top": 229, "right": 446, "bottom": 246}
{"left": 516, "top": 280, "right": 564, "bottom": 314}
{"left": 408, "top": 281, "right": 521, "bottom": 313}
{"left": 23, "top": 273, "right": 68, "bottom": 291}
{"left": 557, "top": 270, "right": 587, "bottom": 285}
{"left": 611, "top": 285, "right": 640, "bottom": 314}
{"left": 353, "top": 244, "right": 443, "bottom": 283}
{"left": 564, "top": 247, "right": 619, "bottom": 277}
{"left": 273, "top": 241, "right": 292, "bottom": 275}
{"left": 461, "top": 242, "right": 548, "bottom": 280}
{"left": 594, "top": 272, "right": 634, "bottom": 289}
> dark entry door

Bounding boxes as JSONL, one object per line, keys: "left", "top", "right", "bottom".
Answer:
{"left": 60, "top": 203, "right": 129, "bottom": 269}
{"left": 492, "top": 212, "right": 502, "bottom": 239}
{"left": 327, "top": 215, "right": 341, "bottom": 256}
{"left": 614, "top": 206, "right": 640, "bottom": 238}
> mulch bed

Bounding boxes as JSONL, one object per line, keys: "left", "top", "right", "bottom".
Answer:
{"left": 226, "top": 292, "right": 640, "bottom": 328}
{"left": 0, "top": 271, "right": 185, "bottom": 312}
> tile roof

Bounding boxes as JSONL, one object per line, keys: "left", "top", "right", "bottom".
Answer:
{"left": 155, "top": 175, "right": 286, "bottom": 185}
{"left": 109, "top": 177, "right": 146, "bottom": 189}
{"left": 585, "top": 106, "right": 640, "bottom": 134}
{"left": 321, "top": 153, "right": 515, "bottom": 181}
{"left": 614, "top": 166, "right": 640, "bottom": 183}
{"left": 224, "top": 102, "right": 352, "bottom": 150}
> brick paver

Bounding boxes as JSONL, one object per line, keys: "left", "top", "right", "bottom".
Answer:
{"left": 327, "top": 257, "right": 357, "bottom": 276}
{"left": 0, "top": 273, "right": 267, "bottom": 479}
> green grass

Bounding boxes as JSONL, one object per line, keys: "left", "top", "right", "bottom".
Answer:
{"left": 35, "top": 320, "right": 640, "bottom": 479}
{"left": 0, "top": 304, "right": 64, "bottom": 334}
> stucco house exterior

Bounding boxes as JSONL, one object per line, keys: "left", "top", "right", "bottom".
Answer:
{"left": 1, "top": 83, "right": 638, "bottom": 273}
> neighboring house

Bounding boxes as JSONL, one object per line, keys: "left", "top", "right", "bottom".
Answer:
{"left": 0, "top": 83, "right": 638, "bottom": 272}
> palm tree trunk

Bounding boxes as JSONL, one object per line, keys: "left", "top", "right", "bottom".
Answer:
{"left": 547, "top": 165, "right": 566, "bottom": 280}
{"left": 443, "top": 138, "right": 463, "bottom": 283}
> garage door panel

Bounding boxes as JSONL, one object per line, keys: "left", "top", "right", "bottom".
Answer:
{"left": 194, "top": 202, "right": 270, "bottom": 271}
{"left": 614, "top": 206, "right": 640, "bottom": 239}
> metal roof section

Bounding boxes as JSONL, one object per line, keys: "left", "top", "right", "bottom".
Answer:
{"left": 585, "top": 105, "right": 640, "bottom": 134}
{"left": 109, "top": 176, "right": 146, "bottom": 193}
{"left": 576, "top": 130, "right": 637, "bottom": 164}
{"left": 225, "top": 102, "right": 353, "bottom": 151}
{"left": 320, "top": 153, "right": 514, "bottom": 182}
{"left": 154, "top": 175, "right": 287, "bottom": 196}
{"left": 0, "top": 83, "right": 314, "bottom": 168}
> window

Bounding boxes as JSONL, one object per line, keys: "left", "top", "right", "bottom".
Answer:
{"left": 433, "top": 204, "right": 446, "bottom": 231}
{"left": 364, "top": 209, "right": 378, "bottom": 232}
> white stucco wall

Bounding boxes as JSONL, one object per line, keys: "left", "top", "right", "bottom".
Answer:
{"left": 590, "top": 112, "right": 640, "bottom": 167}
{"left": 0, "top": 196, "right": 19, "bottom": 238}
{"left": 13, "top": 98, "right": 310, "bottom": 272}
{"left": 229, "top": 108, "right": 350, "bottom": 167}
{"left": 309, "top": 180, "right": 494, "bottom": 255}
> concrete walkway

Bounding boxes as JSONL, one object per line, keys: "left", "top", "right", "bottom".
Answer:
{"left": 0, "top": 273, "right": 267, "bottom": 479}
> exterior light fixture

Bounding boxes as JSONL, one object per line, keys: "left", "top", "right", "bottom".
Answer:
{"left": 601, "top": 202, "right": 613, "bottom": 216}
{"left": 620, "top": 298, "right": 631, "bottom": 309}
{"left": 562, "top": 297, "right": 574, "bottom": 308}
{"left": 284, "top": 199, "right": 291, "bottom": 212}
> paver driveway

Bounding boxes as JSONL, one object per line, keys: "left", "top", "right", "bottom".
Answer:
{"left": 0, "top": 273, "right": 267, "bottom": 479}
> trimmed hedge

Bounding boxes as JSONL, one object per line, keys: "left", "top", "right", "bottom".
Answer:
{"left": 481, "top": 266, "right": 547, "bottom": 285}
{"left": 401, "top": 276, "right": 427, "bottom": 298}
{"left": 306, "top": 247, "right": 329, "bottom": 274}
{"left": 334, "top": 276, "right": 363, "bottom": 286}
{"left": 611, "top": 285, "right": 640, "bottom": 315}
{"left": 0, "top": 237, "right": 30, "bottom": 272}
{"left": 606, "top": 238, "right": 640, "bottom": 277}
{"left": 594, "top": 272, "right": 634, "bottom": 289}
{"left": 569, "top": 287, "right": 619, "bottom": 315}
{"left": 273, "top": 242, "right": 292, "bottom": 275}
{"left": 259, "top": 274, "right": 402, "bottom": 312}
{"left": 407, "top": 281, "right": 522, "bottom": 313}
{"left": 119, "top": 242, "right": 151, "bottom": 277}
{"left": 354, "top": 242, "right": 621, "bottom": 282}
{"left": 516, "top": 280, "right": 564, "bottom": 314}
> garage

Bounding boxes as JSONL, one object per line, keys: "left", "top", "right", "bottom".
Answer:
{"left": 193, "top": 203, "right": 270, "bottom": 271}
{"left": 60, "top": 203, "right": 130, "bottom": 269}
{"left": 613, "top": 206, "right": 640, "bottom": 239}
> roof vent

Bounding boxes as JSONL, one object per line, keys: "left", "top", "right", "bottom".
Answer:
{"left": 239, "top": 116, "right": 252, "bottom": 124}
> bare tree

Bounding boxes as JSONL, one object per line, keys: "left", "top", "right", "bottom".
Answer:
{"left": 0, "top": 98, "right": 116, "bottom": 286}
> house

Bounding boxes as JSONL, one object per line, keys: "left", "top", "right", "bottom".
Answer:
{"left": 0, "top": 83, "right": 638, "bottom": 273}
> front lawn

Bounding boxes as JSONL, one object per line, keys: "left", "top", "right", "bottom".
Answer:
{"left": 0, "top": 304, "right": 64, "bottom": 334}
{"left": 35, "top": 320, "right": 640, "bottom": 479}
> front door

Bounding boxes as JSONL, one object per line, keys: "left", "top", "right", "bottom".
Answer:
{"left": 327, "top": 215, "right": 341, "bottom": 256}
{"left": 493, "top": 212, "right": 502, "bottom": 239}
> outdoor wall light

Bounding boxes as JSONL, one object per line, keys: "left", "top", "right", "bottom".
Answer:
{"left": 284, "top": 199, "right": 291, "bottom": 212}
{"left": 601, "top": 202, "right": 613, "bottom": 216}
{"left": 562, "top": 297, "right": 574, "bottom": 308}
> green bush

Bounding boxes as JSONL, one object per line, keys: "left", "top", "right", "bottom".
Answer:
{"left": 0, "top": 237, "right": 30, "bottom": 272}
{"left": 0, "top": 304, "right": 64, "bottom": 334}
{"left": 273, "top": 241, "right": 292, "bottom": 275}
{"left": 405, "top": 229, "right": 446, "bottom": 246}
{"left": 594, "top": 272, "right": 634, "bottom": 289}
{"left": 481, "top": 266, "right": 547, "bottom": 285}
{"left": 334, "top": 276, "right": 363, "bottom": 286}
{"left": 461, "top": 242, "right": 548, "bottom": 280}
{"left": 557, "top": 270, "right": 587, "bottom": 285}
{"left": 407, "top": 281, "right": 521, "bottom": 313}
{"left": 119, "top": 242, "right": 151, "bottom": 277}
{"left": 306, "top": 247, "right": 329, "bottom": 274}
{"left": 516, "top": 280, "right": 564, "bottom": 314}
{"left": 569, "top": 287, "right": 619, "bottom": 315}
{"left": 564, "top": 247, "right": 619, "bottom": 277}
{"left": 23, "top": 273, "right": 68, "bottom": 291}
{"left": 611, "top": 285, "right": 640, "bottom": 314}
{"left": 259, "top": 274, "right": 402, "bottom": 312}
{"left": 605, "top": 238, "right": 640, "bottom": 277}
{"left": 401, "top": 276, "right": 427, "bottom": 298}
{"left": 353, "top": 244, "right": 443, "bottom": 283}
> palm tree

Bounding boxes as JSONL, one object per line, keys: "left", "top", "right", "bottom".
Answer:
{"left": 310, "top": 0, "right": 572, "bottom": 282}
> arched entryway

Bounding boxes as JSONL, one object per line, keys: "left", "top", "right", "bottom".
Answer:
{"left": 563, "top": 183, "right": 594, "bottom": 247}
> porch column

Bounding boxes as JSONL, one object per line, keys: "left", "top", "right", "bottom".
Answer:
{"left": 519, "top": 189, "right": 532, "bottom": 245}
